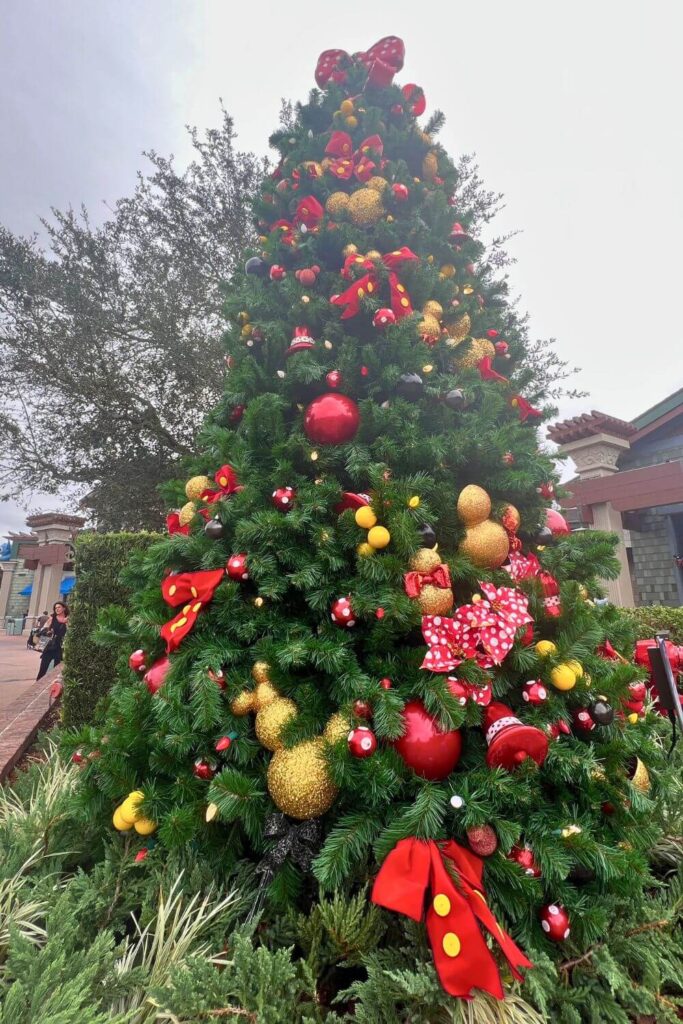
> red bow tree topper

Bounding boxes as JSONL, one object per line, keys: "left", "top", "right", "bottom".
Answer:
{"left": 315, "top": 37, "right": 405, "bottom": 89}
{"left": 372, "top": 838, "right": 532, "bottom": 999}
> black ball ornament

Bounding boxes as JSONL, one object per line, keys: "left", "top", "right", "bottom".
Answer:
{"left": 204, "top": 518, "right": 225, "bottom": 540}
{"left": 534, "top": 526, "right": 555, "bottom": 546}
{"left": 444, "top": 388, "right": 466, "bottom": 410}
{"left": 418, "top": 523, "right": 437, "bottom": 548}
{"left": 396, "top": 373, "right": 424, "bottom": 401}
{"left": 245, "top": 256, "right": 268, "bottom": 277}
{"left": 590, "top": 699, "right": 614, "bottom": 726}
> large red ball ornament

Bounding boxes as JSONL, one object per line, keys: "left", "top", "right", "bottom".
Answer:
{"left": 143, "top": 656, "right": 171, "bottom": 695}
{"left": 393, "top": 699, "right": 462, "bottom": 780}
{"left": 348, "top": 726, "right": 377, "bottom": 758}
{"left": 128, "top": 649, "right": 148, "bottom": 674}
{"left": 540, "top": 903, "right": 571, "bottom": 942}
{"left": 545, "top": 507, "right": 570, "bottom": 536}
{"left": 304, "top": 393, "right": 360, "bottom": 445}
{"left": 227, "top": 553, "right": 249, "bottom": 581}
{"left": 331, "top": 596, "right": 356, "bottom": 628}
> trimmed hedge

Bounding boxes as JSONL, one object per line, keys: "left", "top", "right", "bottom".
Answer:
{"left": 620, "top": 605, "right": 683, "bottom": 645}
{"left": 62, "top": 531, "right": 160, "bottom": 727}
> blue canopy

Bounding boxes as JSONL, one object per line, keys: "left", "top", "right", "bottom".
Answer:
{"left": 17, "top": 577, "right": 76, "bottom": 598}
{"left": 19, "top": 584, "right": 32, "bottom": 596}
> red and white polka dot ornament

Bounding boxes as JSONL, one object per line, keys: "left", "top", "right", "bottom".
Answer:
{"left": 373, "top": 307, "right": 396, "bottom": 329}
{"left": 540, "top": 903, "right": 571, "bottom": 942}
{"left": 128, "top": 649, "right": 148, "bottom": 674}
{"left": 331, "top": 595, "right": 356, "bottom": 628}
{"left": 227, "top": 553, "right": 249, "bottom": 581}
{"left": 347, "top": 726, "right": 377, "bottom": 758}
{"left": 522, "top": 680, "right": 547, "bottom": 706}
{"left": 573, "top": 707, "right": 596, "bottom": 733}
{"left": 272, "top": 486, "right": 296, "bottom": 511}
{"left": 508, "top": 843, "right": 542, "bottom": 877}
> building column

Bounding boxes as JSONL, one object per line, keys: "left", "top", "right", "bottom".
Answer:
{"left": 590, "top": 501, "right": 636, "bottom": 606}
{"left": 27, "top": 563, "right": 45, "bottom": 621}
{"left": 0, "top": 560, "right": 18, "bottom": 621}
{"left": 39, "top": 564, "right": 63, "bottom": 615}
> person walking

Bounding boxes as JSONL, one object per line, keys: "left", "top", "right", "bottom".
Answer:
{"left": 36, "top": 601, "right": 69, "bottom": 680}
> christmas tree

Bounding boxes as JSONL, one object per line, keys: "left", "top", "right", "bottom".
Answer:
{"left": 76, "top": 36, "right": 682, "bottom": 1016}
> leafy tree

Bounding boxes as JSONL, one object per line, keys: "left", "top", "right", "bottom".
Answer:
{"left": 0, "top": 108, "right": 267, "bottom": 529}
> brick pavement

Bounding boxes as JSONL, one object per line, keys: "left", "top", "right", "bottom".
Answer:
{"left": 0, "top": 634, "right": 62, "bottom": 781}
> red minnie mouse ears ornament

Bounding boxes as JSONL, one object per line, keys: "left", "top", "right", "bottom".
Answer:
{"left": 483, "top": 702, "right": 549, "bottom": 771}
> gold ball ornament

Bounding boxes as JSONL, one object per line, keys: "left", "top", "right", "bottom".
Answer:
{"left": 444, "top": 313, "right": 471, "bottom": 346}
{"left": 267, "top": 739, "right": 338, "bottom": 820}
{"left": 367, "top": 525, "right": 391, "bottom": 549}
{"left": 423, "top": 300, "right": 444, "bottom": 320}
{"left": 340, "top": 99, "right": 354, "bottom": 115}
{"left": 241, "top": 323, "right": 253, "bottom": 338}
{"left": 367, "top": 175, "right": 388, "bottom": 193}
{"left": 460, "top": 521, "right": 510, "bottom": 569}
{"left": 345, "top": 115, "right": 359, "bottom": 129}
{"left": 355, "top": 505, "right": 377, "bottom": 529}
{"left": 324, "top": 712, "right": 351, "bottom": 744}
{"left": 565, "top": 659, "right": 584, "bottom": 679}
{"left": 254, "top": 680, "right": 279, "bottom": 707}
{"left": 342, "top": 243, "right": 358, "bottom": 257}
{"left": 418, "top": 314, "right": 441, "bottom": 344}
{"left": 348, "top": 188, "right": 384, "bottom": 226}
{"left": 255, "top": 697, "right": 297, "bottom": 751}
{"left": 178, "top": 501, "right": 197, "bottom": 527}
{"left": 231, "top": 691, "right": 256, "bottom": 716}
{"left": 419, "top": 585, "right": 454, "bottom": 615}
{"left": 357, "top": 542, "right": 375, "bottom": 557}
{"left": 185, "top": 475, "right": 212, "bottom": 500}
{"left": 439, "top": 263, "right": 456, "bottom": 279}
{"left": 535, "top": 640, "right": 557, "bottom": 657}
{"left": 456, "top": 338, "right": 496, "bottom": 369}
{"left": 457, "top": 484, "right": 492, "bottom": 526}
{"left": 113, "top": 807, "right": 133, "bottom": 831}
{"left": 629, "top": 757, "right": 651, "bottom": 794}
{"left": 410, "top": 547, "right": 442, "bottom": 573}
{"left": 326, "top": 192, "right": 350, "bottom": 218}
{"left": 422, "top": 150, "right": 439, "bottom": 182}
{"left": 134, "top": 817, "right": 157, "bottom": 836}
{"left": 550, "top": 664, "right": 578, "bottom": 691}
{"left": 252, "top": 661, "right": 272, "bottom": 685}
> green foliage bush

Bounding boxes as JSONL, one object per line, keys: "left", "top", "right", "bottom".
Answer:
{"left": 619, "top": 605, "right": 683, "bottom": 645}
{"left": 62, "top": 532, "right": 160, "bottom": 728}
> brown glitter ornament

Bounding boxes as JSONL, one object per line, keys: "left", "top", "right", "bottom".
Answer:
{"left": 348, "top": 188, "right": 384, "bottom": 226}
{"left": 422, "top": 150, "right": 439, "bottom": 182}
{"left": 461, "top": 521, "right": 510, "bottom": 569}
{"left": 423, "top": 299, "right": 444, "bottom": 320}
{"left": 267, "top": 738, "right": 338, "bottom": 820}
{"left": 457, "top": 484, "right": 492, "bottom": 526}
{"left": 255, "top": 697, "right": 297, "bottom": 751}
{"left": 178, "top": 501, "right": 197, "bottom": 527}
{"left": 326, "top": 192, "right": 350, "bottom": 218}
{"left": 185, "top": 475, "right": 212, "bottom": 500}
{"left": 418, "top": 314, "right": 441, "bottom": 344}
{"left": 366, "top": 175, "right": 389, "bottom": 193}
{"left": 456, "top": 337, "right": 496, "bottom": 369}
{"left": 466, "top": 824, "right": 499, "bottom": 857}
{"left": 444, "top": 313, "right": 471, "bottom": 346}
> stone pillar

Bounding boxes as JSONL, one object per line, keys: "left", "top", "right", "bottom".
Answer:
{"left": 39, "top": 564, "right": 63, "bottom": 614}
{"left": 591, "top": 501, "right": 635, "bottom": 606}
{"left": 0, "top": 560, "right": 18, "bottom": 621}
{"left": 27, "top": 563, "right": 45, "bottom": 621}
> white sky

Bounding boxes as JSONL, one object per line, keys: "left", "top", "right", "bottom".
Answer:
{"left": 2, "top": 0, "right": 682, "bottom": 535}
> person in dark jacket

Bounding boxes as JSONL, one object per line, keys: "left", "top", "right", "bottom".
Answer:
{"left": 36, "top": 601, "right": 69, "bottom": 680}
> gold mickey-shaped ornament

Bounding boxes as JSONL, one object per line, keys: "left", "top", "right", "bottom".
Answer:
{"left": 347, "top": 187, "right": 384, "bottom": 226}
{"left": 408, "top": 548, "right": 454, "bottom": 615}
{"left": 185, "top": 475, "right": 212, "bottom": 501}
{"left": 367, "top": 175, "right": 388, "bottom": 194}
{"left": 326, "top": 192, "right": 350, "bottom": 218}
{"left": 418, "top": 312, "right": 442, "bottom": 345}
{"left": 178, "top": 501, "right": 197, "bottom": 527}
{"left": 444, "top": 313, "right": 472, "bottom": 348}
{"left": 422, "top": 150, "right": 439, "bottom": 182}
{"left": 456, "top": 337, "right": 496, "bottom": 369}
{"left": 456, "top": 485, "right": 510, "bottom": 569}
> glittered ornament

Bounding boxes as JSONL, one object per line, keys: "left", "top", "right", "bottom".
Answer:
{"left": 185, "top": 475, "right": 212, "bottom": 501}
{"left": 227, "top": 553, "right": 249, "bottom": 581}
{"left": 373, "top": 307, "right": 396, "bottom": 328}
{"left": 256, "top": 698, "right": 298, "bottom": 751}
{"left": 272, "top": 485, "right": 296, "bottom": 511}
{"left": 444, "top": 312, "right": 471, "bottom": 346}
{"left": 466, "top": 824, "right": 498, "bottom": 857}
{"left": 204, "top": 517, "right": 225, "bottom": 540}
{"left": 393, "top": 699, "right": 462, "bottom": 780}
{"left": 128, "top": 649, "right": 148, "bottom": 674}
{"left": 457, "top": 485, "right": 492, "bottom": 525}
{"left": 417, "top": 314, "right": 441, "bottom": 345}
{"left": 540, "top": 904, "right": 570, "bottom": 942}
{"left": 331, "top": 595, "right": 356, "bottom": 627}
{"left": 367, "top": 175, "right": 388, "bottom": 193}
{"left": 347, "top": 187, "right": 384, "bottom": 225}
{"left": 304, "top": 393, "right": 360, "bottom": 445}
{"left": 457, "top": 337, "right": 496, "bottom": 369}
{"left": 326, "top": 191, "right": 350, "bottom": 217}
{"left": 405, "top": 547, "right": 454, "bottom": 615}
{"left": 460, "top": 520, "right": 510, "bottom": 569}
{"left": 396, "top": 372, "right": 424, "bottom": 400}
{"left": 508, "top": 844, "right": 541, "bottom": 877}
{"left": 348, "top": 726, "right": 377, "bottom": 758}
{"left": 423, "top": 299, "right": 444, "bottom": 320}
{"left": 268, "top": 738, "right": 338, "bottom": 820}
{"left": 628, "top": 757, "right": 651, "bottom": 793}
{"left": 178, "top": 501, "right": 196, "bottom": 527}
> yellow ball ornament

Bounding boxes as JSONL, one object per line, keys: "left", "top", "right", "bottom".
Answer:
{"left": 367, "top": 525, "right": 391, "bottom": 549}
{"left": 439, "top": 263, "right": 456, "bottom": 279}
{"left": 408, "top": 495, "right": 420, "bottom": 508}
{"left": 347, "top": 188, "right": 384, "bottom": 226}
{"left": 326, "top": 192, "right": 350, "bottom": 218}
{"left": 345, "top": 115, "right": 359, "bottom": 129}
{"left": 550, "top": 664, "right": 578, "bottom": 691}
{"left": 113, "top": 807, "right": 133, "bottom": 831}
{"left": 457, "top": 485, "right": 492, "bottom": 526}
{"left": 185, "top": 475, "right": 212, "bottom": 501}
{"left": 565, "top": 659, "right": 584, "bottom": 679}
{"left": 267, "top": 738, "right": 338, "bottom": 820}
{"left": 340, "top": 99, "right": 354, "bottom": 115}
{"left": 457, "top": 338, "right": 496, "bottom": 369}
{"left": 134, "top": 817, "right": 157, "bottom": 836}
{"left": 255, "top": 697, "right": 297, "bottom": 752}
{"left": 355, "top": 505, "right": 377, "bottom": 529}
{"left": 119, "top": 790, "right": 144, "bottom": 824}
{"left": 357, "top": 542, "right": 375, "bottom": 557}
{"left": 535, "top": 640, "right": 557, "bottom": 657}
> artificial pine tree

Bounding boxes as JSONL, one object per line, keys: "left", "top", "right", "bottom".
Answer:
{"left": 75, "top": 35, "right": 682, "bottom": 1016}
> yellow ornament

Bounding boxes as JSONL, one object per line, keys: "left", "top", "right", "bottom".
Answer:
{"left": 408, "top": 495, "right": 420, "bottom": 508}
{"left": 348, "top": 188, "right": 384, "bottom": 226}
{"left": 535, "top": 640, "right": 557, "bottom": 657}
{"left": 366, "top": 175, "right": 388, "bottom": 193}
{"left": 134, "top": 817, "right": 157, "bottom": 836}
{"left": 460, "top": 521, "right": 510, "bottom": 569}
{"left": 367, "top": 525, "right": 391, "bottom": 549}
{"left": 119, "top": 790, "right": 144, "bottom": 825}
{"left": 355, "top": 505, "right": 377, "bottom": 529}
{"left": 185, "top": 475, "right": 212, "bottom": 501}
{"left": 444, "top": 313, "right": 472, "bottom": 347}
{"left": 324, "top": 712, "right": 351, "bottom": 744}
{"left": 241, "top": 323, "right": 253, "bottom": 338}
{"left": 627, "top": 712, "right": 639, "bottom": 725}
{"left": 365, "top": 249, "right": 382, "bottom": 261}
{"left": 439, "top": 263, "right": 456, "bottom": 279}
{"left": 423, "top": 300, "right": 444, "bottom": 320}
{"left": 342, "top": 243, "right": 358, "bottom": 257}
{"left": 565, "top": 659, "right": 584, "bottom": 679}
{"left": 417, "top": 314, "right": 441, "bottom": 344}
{"left": 340, "top": 99, "right": 354, "bottom": 115}
{"left": 457, "top": 338, "right": 496, "bottom": 369}
{"left": 326, "top": 191, "right": 350, "bottom": 218}
{"left": 422, "top": 150, "right": 439, "bottom": 182}
{"left": 410, "top": 547, "right": 441, "bottom": 574}
{"left": 252, "top": 661, "right": 271, "bottom": 685}
{"left": 113, "top": 807, "right": 133, "bottom": 831}
{"left": 231, "top": 691, "right": 255, "bottom": 716}
{"left": 345, "top": 115, "right": 359, "bottom": 129}
{"left": 178, "top": 501, "right": 197, "bottom": 527}
{"left": 255, "top": 697, "right": 297, "bottom": 752}
{"left": 357, "top": 542, "right": 375, "bottom": 557}
{"left": 457, "top": 485, "right": 492, "bottom": 526}
{"left": 268, "top": 738, "right": 338, "bottom": 820}
{"left": 629, "top": 757, "right": 651, "bottom": 794}
{"left": 409, "top": 548, "right": 454, "bottom": 614}
{"left": 550, "top": 664, "right": 577, "bottom": 691}
{"left": 237, "top": 311, "right": 250, "bottom": 324}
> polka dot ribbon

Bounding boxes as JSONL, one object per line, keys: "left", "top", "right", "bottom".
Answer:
{"left": 160, "top": 564, "right": 228, "bottom": 653}
{"left": 314, "top": 37, "right": 405, "bottom": 89}
{"left": 372, "top": 838, "right": 532, "bottom": 1000}
{"left": 324, "top": 132, "right": 384, "bottom": 183}
{"left": 331, "top": 247, "right": 418, "bottom": 321}
{"left": 505, "top": 554, "right": 562, "bottom": 619}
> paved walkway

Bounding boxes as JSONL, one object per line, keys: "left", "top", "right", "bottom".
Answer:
{"left": 0, "top": 634, "right": 62, "bottom": 780}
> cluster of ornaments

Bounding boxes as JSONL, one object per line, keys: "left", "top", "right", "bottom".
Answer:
{"left": 112, "top": 790, "right": 156, "bottom": 835}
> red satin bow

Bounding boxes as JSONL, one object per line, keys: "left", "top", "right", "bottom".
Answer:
{"left": 325, "top": 132, "right": 383, "bottom": 182}
{"left": 315, "top": 36, "right": 405, "bottom": 89}
{"left": 510, "top": 394, "right": 542, "bottom": 422}
{"left": 200, "top": 464, "right": 242, "bottom": 505}
{"left": 478, "top": 356, "right": 508, "bottom": 384}
{"left": 166, "top": 512, "right": 189, "bottom": 536}
{"left": 331, "top": 246, "right": 418, "bottom": 320}
{"left": 160, "top": 565, "right": 227, "bottom": 652}
{"left": 404, "top": 563, "right": 451, "bottom": 599}
{"left": 372, "top": 838, "right": 532, "bottom": 1000}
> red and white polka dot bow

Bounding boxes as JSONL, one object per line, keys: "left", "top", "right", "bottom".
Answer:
{"left": 506, "top": 550, "right": 542, "bottom": 581}
{"left": 421, "top": 614, "right": 483, "bottom": 672}
{"left": 473, "top": 582, "right": 534, "bottom": 664}
{"left": 315, "top": 37, "right": 405, "bottom": 89}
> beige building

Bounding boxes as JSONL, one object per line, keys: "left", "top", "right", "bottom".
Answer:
{"left": 0, "top": 513, "right": 84, "bottom": 628}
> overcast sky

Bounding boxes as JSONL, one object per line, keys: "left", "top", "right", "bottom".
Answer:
{"left": 2, "top": 0, "right": 682, "bottom": 536}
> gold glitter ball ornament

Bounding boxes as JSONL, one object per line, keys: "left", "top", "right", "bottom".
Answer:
{"left": 326, "top": 192, "right": 350, "bottom": 218}
{"left": 457, "top": 337, "right": 496, "bottom": 369}
{"left": 460, "top": 521, "right": 510, "bottom": 569}
{"left": 439, "top": 263, "right": 456, "bottom": 279}
{"left": 325, "top": 712, "right": 351, "bottom": 744}
{"left": 342, "top": 243, "right": 358, "bottom": 257}
{"left": 367, "top": 175, "right": 388, "bottom": 193}
{"left": 365, "top": 249, "right": 382, "bottom": 261}
{"left": 348, "top": 188, "right": 384, "bottom": 225}
{"left": 418, "top": 314, "right": 441, "bottom": 344}
{"left": 185, "top": 475, "right": 212, "bottom": 500}
{"left": 423, "top": 300, "right": 443, "bottom": 320}
{"left": 457, "top": 484, "right": 492, "bottom": 526}
{"left": 357, "top": 542, "right": 375, "bottom": 557}
{"left": 231, "top": 691, "right": 255, "bottom": 716}
{"left": 419, "top": 585, "right": 455, "bottom": 615}
{"left": 422, "top": 150, "right": 439, "bottom": 182}
{"left": 178, "top": 501, "right": 197, "bottom": 527}
{"left": 255, "top": 697, "right": 297, "bottom": 751}
{"left": 268, "top": 738, "right": 338, "bottom": 820}
{"left": 252, "top": 661, "right": 271, "bottom": 685}
{"left": 445, "top": 313, "right": 471, "bottom": 346}
{"left": 410, "top": 547, "right": 442, "bottom": 573}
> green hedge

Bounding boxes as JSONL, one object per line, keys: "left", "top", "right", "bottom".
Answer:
{"left": 62, "top": 531, "right": 160, "bottom": 728}
{"left": 619, "top": 605, "right": 683, "bottom": 645}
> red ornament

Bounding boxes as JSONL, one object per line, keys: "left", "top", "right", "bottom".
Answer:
{"left": 334, "top": 490, "right": 371, "bottom": 514}
{"left": 143, "top": 656, "right": 171, "bottom": 695}
{"left": 393, "top": 699, "right": 462, "bottom": 780}
{"left": 304, "top": 393, "right": 360, "bottom": 445}
{"left": 483, "top": 702, "right": 549, "bottom": 770}
{"left": 360, "top": 365, "right": 369, "bottom": 376}
{"left": 296, "top": 267, "right": 317, "bottom": 286}
{"left": 228, "top": 404, "right": 245, "bottom": 425}
{"left": 134, "top": 848, "right": 149, "bottom": 863}
{"left": 379, "top": 676, "right": 392, "bottom": 690}
{"left": 392, "top": 183, "right": 409, "bottom": 201}
{"left": 573, "top": 708, "right": 595, "bottom": 733}
{"left": 348, "top": 726, "right": 377, "bottom": 758}
{"left": 215, "top": 735, "right": 232, "bottom": 752}
{"left": 375, "top": 606, "right": 385, "bottom": 619}
{"left": 446, "top": 676, "right": 492, "bottom": 707}
{"left": 508, "top": 843, "right": 542, "bottom": 877}
{"left": 390, "top": 103, "right": 404, "bottom": 115}
{"left": 502, "top": 451, "right": 515, "bottom": 465}
{"left": 287, "top": 325, "right": 315, "bottom": 356}
{"left": 326, "top": 369, "right": 343, "bottom": 389}
{"left": 450, "top": 222, "right": 471, "bottom": 244}
{"left": 331, "top": 595, "right": 356, "bottom": 628}
{"left": 373, "top": 307, "right": 396, "bottom": 329}
{"left": 538, "top": 482, "right": 556, "bottom": 499}
{"left": 272, "top": 485, "right": 296, "bottom": 511}
{"left": 128, "top": 649, "right": 148, "bottom": 674}
{"left": 522, "top": 680, "right": 547, "bottom": 705}
{"left": 401, "top": 82, "right": 426, "bottom": 116}
{"left": 193, "top": 757, "right": 217, "bottom": 781}
{"left": 466, "top": 824, "right": 498, "bottom": 857}
{"left": 540, "top": 903, "right": 571, "bottom": 942}
{"left": 546, "top": 507, "right": 570, "bottom": 536}
{"left": 540, "top": 571, "right": 562, "bottom": 618}
{"left": 519, "top": 622, "right": 535, "bottom": 647}
{"left": 486, "top": 329, "right": 499, "bottom": 339}
{"left": 227, "top": 553, "right": 249, "bottom": 581}
{"left": 353, "top": 699, "right": 373, "bottom": 718}
{"left": 208, "top": 668, "right": 226, "bottom": 689}
{"left": 269, "top": 264, "right": 286, "bottom": 281}
{"left": 547, "top": 719, "right": 571, "bottom": 741}
{"left": 71, "top": 750, "right": 84, "bottom": 765}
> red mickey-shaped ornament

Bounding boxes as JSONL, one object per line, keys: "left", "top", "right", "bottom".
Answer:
{"left": 348, "top": 726, "right": 377, "bottom": 758}
{"left": 508, "top": 843, "right": 542, "bottom": 877}
{"left": 331, "top": 595, "right": 356, "bottom": 628}
{"left": 392, "top": 183, "right": 409, "bottom": 202}
{"left": 269, "top": 264, "right": 286, "bottom": 281}
{"left": 494, "top": 340, "right": 510, "bottom": 357}
{"left": 193, "top": 757, "right": 217, "bottom": 781}
{"left": 353, "top": 699, "right": 373, "bottom": 718}
{"left": 373, "top": 307, "right": 396, "bottom": 329}
{"left": 326, "top": 369, "right": 343, "bottom": 389}
{"left": 128, "top": 649, "right": 148, "bottom": 674}
{"left": 573, "top": 707, "right": 596, "bottom": 733}
{"left": 522, "top": 680, "right": 547, "bottom": 706}
{"left": 272, "top": 486, "right": 296, "bottom": 511}
{"left": 227, "top": 553, "right": 249, "bottom": 581}
{"left": 547, "top": 719, "right": 571, "bottom": 741}
{"left": 401, "top": 82, "right": 426, "bottom": 115}
{"left": 143, "top": 656, "right": 171, "bottom": 695}
{"left": 208, "top": 668, "right": 226, "bottom": 690}
{"left": 540, "top": 903, "right": 571, "bottom": 942}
